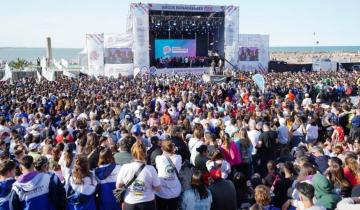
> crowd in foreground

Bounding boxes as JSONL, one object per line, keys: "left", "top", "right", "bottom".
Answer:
{"left": 0, "top": 70, "right": 360, "bottom": 210}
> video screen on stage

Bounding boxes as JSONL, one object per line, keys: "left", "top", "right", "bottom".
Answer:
{"left": 239, "top": 47, "right": 259, "bottom": 61}
{"left": 104, "top": 48, "right": 133, "bottom": 64}
{"left": 155, "top": 39, "right": 196, "bottom": 59}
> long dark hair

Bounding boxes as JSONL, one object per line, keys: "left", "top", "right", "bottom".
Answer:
{"left": 191, "top": 170, "right": 209, "bottom": 200}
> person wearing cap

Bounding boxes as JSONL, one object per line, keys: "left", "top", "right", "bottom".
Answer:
{"left": 9, "top": 155, "right": 63, "bottom": 210}
{"left": 114, "top": 135, "right": 135, "bottom": 165}
{"left": 194, "top": 145, "right": 209, "bottom": 172}
{"left": 302, "top": 93, "right": 312, "bottom": 108}
{"left": 311, "top": 146, "right": 330, "bottom": 174}
{"left": 28, "top": 143, "right": 40, "bottom": 160}
{"left": 0, "top": 159, "right": 16, "bottom": 210}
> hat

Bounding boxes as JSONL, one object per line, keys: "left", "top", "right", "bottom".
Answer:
{"left": 125, "top": 115, "right": 131, "bottom": 119}
{"left": 193, "top": 117, "right": 201, "bottom": 124}
{"left": 29, "top": 143, "right": 39, "bottom": 151}
{"left": 196, "top": 145, "right": 207, "bottom": 153}
{"left": 210, "top": 168, "right": 222, "bottom": 180}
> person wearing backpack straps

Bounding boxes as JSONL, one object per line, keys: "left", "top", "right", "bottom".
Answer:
{"left": 155, "top": 139, "right": 182, "bottom": 210}
{"left": 95, "top": 148, "right": 122, "bottom": 210}
{"left": 65, "top": 155, "right": 98, "bottom": 210}
{"left": 116, "top": 140, "right": 160, "bottom": 210}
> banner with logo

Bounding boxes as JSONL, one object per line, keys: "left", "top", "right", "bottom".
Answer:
{"left": 147, "top": 4, "right": 224, "bottom": 12}
{"left": 86, "top": 34, "right": 104, "bottom": 77}
{"left": 224, "top": 6, "right": 239, "bottom": 70}
{"left": 104, "top": 33, "right": 134, "bottom": 77}
{"left": 130, "top": 3, "right": 150, "bottom": 68}
{"left": 252, "top": 73, "right": 265, "bottom": 92}
{"left": 238, "top": 34, "right": 269, "bottom": 73}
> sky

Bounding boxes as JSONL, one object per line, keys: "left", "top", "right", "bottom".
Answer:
{"left": 1, "top": 0, "right": 359, "bottom": 48}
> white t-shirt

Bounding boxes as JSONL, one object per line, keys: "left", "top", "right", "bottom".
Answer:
{"left": 247, "top": 130, "right": 261, "bottom": 155}
{"left": 155, "top": 154, "right": 182, "bottom": 199}
{"left": 116, "top": 161, "right": 160, "bottom": 204}
{"left": 302, "top": 98, "right": 312, "bottom": 107}
{"left": 188, "top": 138, "right": 204, "bottom": 165}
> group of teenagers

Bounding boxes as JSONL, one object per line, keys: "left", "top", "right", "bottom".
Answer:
{"left": 0, "top": 70, "right": 360, "bottom": 210}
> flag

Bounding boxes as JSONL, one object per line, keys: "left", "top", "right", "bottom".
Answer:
{"left": 149, "top": 66, "right": 157, "bottom": 76}
{"left": 1, "top": 63, "right": 12, "bottom": 81}
{"left": 252, "top": 74, "right": 266, "bottom": 92}
{"left": 42, "top": 67, "right": 56, "bottom": 81}
{"left": 63, "top": 70, "right": 77, "bottom": 79}
{"left": 41, "top": 57, "right": 47, "bottom": 68}
{"left": 60, "top": 58, "right": 69, "bottom": 68}
{"left": 37, "top": 70, "right": 42, "bottom": 82}
{"left": 134, "top": 67, "right": 141, "bottom": 78}
{"left": 53, "top": 59, "right": 63, "bottom": 70}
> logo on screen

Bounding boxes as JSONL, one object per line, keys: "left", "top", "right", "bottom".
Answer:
{"left": 163, "top": 46, "right": 171, "bottom": 55}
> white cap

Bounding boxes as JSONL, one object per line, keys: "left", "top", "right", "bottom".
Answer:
{"left": 29, "top": 143, "right": 39, "bottom": 151}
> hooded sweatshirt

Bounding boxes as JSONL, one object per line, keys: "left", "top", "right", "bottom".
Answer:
{"left": 0, "top": 178, "right": 15, "bottom": 210}
{"left": 94, "top": 163, "right": 122, "bottom": 210}
{"left": 312, "top": 173, "right": 341, "bottom": 210}
{"left": 10, "top": 172, "right": 58, "bottom": 210}
{"left": 65, "top": 174, "right": 98, "bottom": 210}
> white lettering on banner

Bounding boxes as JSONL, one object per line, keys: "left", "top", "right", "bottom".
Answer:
{"left": 170, "top": 47, "right": 189, "bottom": 54}
{"left": 148, "top": 4, "right": 223, "bottom": 12}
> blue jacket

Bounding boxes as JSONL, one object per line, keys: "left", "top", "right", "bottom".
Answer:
{"left": 0, "top": 178, "right": 15, "bottom": 210}
{"left": 95, "top": 164, "right": 122, "bottom": 210}
{"left": 65, "top": 175, "right": 98, "bottom": 210}
{"left": 9, "top": 172, "right": 61, "bottom": 210}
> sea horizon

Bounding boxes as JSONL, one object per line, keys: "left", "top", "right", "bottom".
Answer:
{"left": 1, "top": 46, "right": 360, "bottom": 62}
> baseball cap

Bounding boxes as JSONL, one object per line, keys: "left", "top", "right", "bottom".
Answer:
{"left": 28, "top": 143, "right": 39, "bottom": 151}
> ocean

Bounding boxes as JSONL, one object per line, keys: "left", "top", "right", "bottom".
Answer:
{"left": 1, "top": 46, "right": 360, "bottom": 62}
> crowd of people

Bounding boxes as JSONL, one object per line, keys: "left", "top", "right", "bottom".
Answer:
{"left": 0, "top": 70, "right": 360, "bottom": 210}
{"left": 152, "top": 56, "right": 211, "bottom": 69}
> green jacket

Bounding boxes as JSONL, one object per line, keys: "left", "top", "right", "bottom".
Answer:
{"left": 312, "top": 173, "right": 341, "bottom": 210}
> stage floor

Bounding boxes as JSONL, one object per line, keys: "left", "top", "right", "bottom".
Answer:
{"left": 154, "top": 67, "right": 209, "bottom": 75}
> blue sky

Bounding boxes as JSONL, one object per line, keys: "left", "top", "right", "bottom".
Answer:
{"left": 1, "top": 0, "right": 359, "bottom": 48}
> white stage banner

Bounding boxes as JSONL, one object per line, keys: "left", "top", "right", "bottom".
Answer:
{"left": 224, "top": 6, "right": 239, "bottom": 69}
{"left": 238, "top": 34, "right": 270, "bottom": 73}
{"left": 131, "top": 3, "right": 150, "bottom": 68}
{"left": 104, "top": 33, "right": 134, "bottom": 76}
{"left": 147, "top": 3, "right": 225, "bottom": 12}
{"left": 104, "top": 33, "right": 133, "bottom": 48}
{"left": 1, "top": 63, "right": 12, "bottom": 81}
{"left": 86, "top": 34, "right": 104, "bottom": 77}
